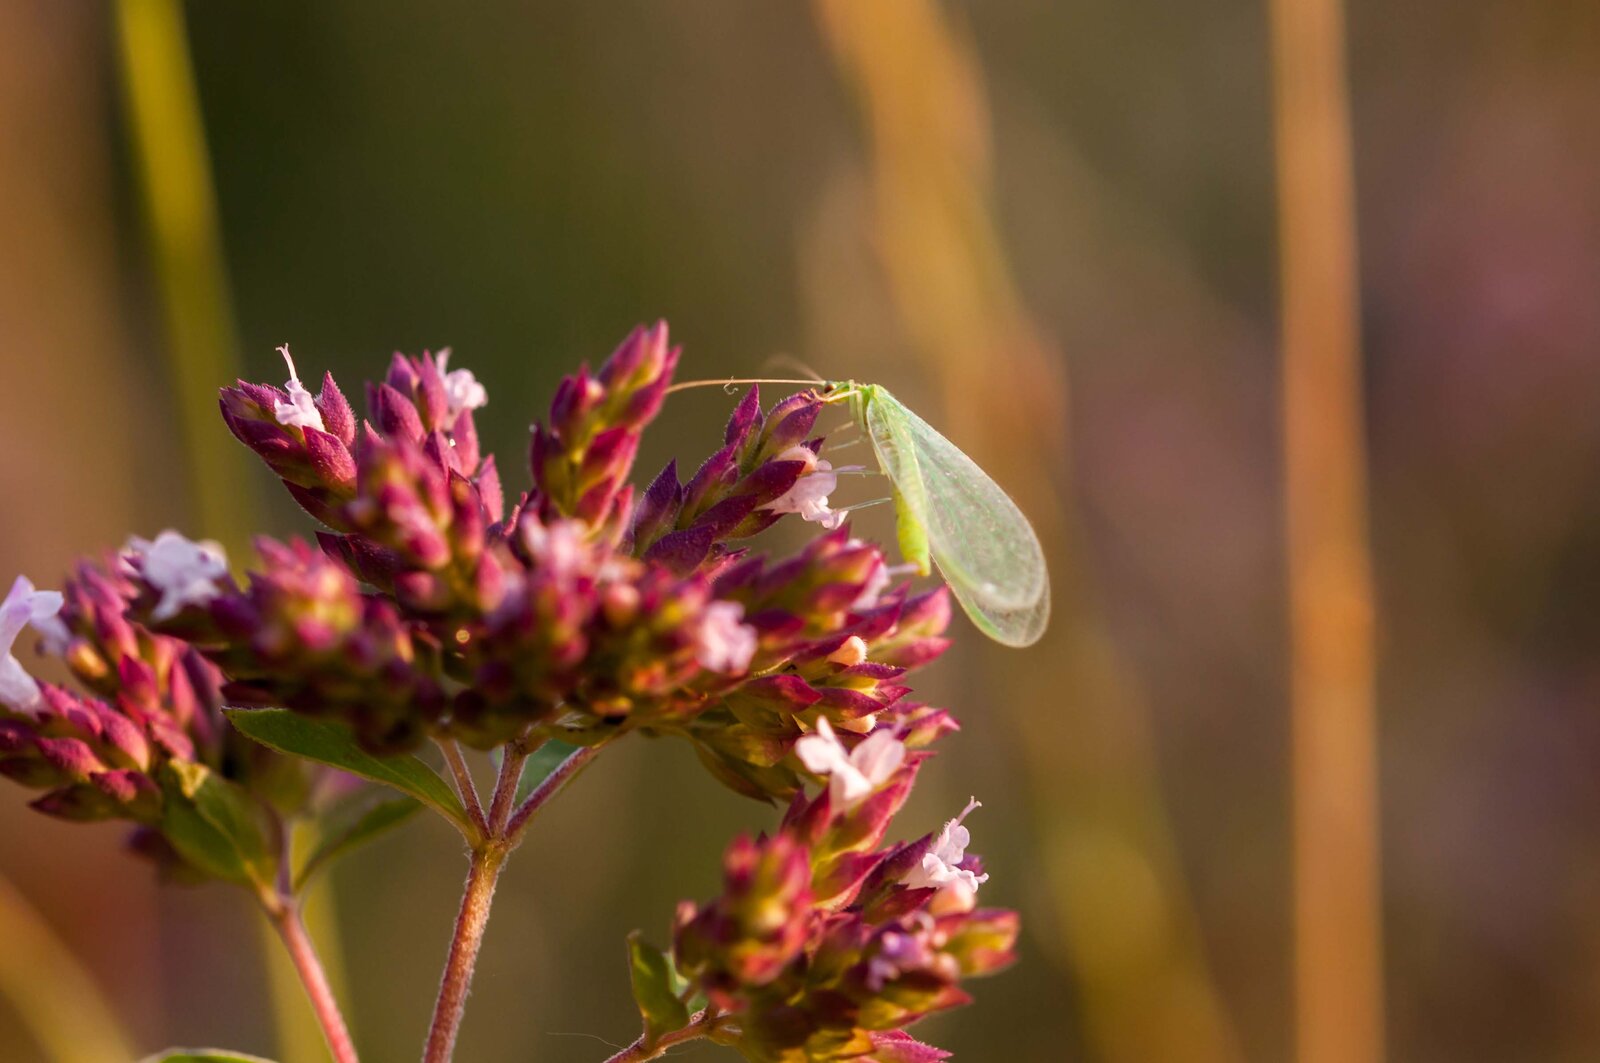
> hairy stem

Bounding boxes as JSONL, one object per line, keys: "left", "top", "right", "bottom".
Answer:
{"left": 601, "top": 1009, "right": 719, "bottom": 1063}
{"left": 423, "top": 843, "right": 508, "bottom": 1063}
{"left": 266, "top": 898, "right": 360, "bottom": 1063}
{"left": 486, "top": 737, "right": 532, "bottom": 834}
{"left": 422, "top": 736, "right": 549, "bottom": 1062}
{"left": 506, "top": 744, "right": 600, "bottom": 839}
{"left": 421, "top": 734, "right": 605, "bottom": 1060}
{"left": 435, "top": 737, "right": 488, "bottom": 837}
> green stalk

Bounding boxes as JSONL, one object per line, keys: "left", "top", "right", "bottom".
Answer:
{"left": 112, "top": 0, "right": 257, "bottom": 550}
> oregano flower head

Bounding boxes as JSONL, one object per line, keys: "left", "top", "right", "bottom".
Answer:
{"left": 2, "top": 321, "right": 1024, "bottom": 1062}
{"left": 0, "top": 549, "right": 305, "bottom": 881}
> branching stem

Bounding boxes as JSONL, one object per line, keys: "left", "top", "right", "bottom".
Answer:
{"left": 422, "top": 734, "right": 601, "bottom": 1061}
{"left": 600, "top": 1009, "right": 722, "bottom": 1063}
{"left": 506, "top": 744, "right": 601, "bottom": 839}
{"left": 435, "top": 737, "right": 488, "bottom": 838}
{"left": 486, "top": 736, "right": 534, "bottom": 833}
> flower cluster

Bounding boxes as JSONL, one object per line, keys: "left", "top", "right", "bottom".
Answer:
{"left": 206, "top": 323, "right": 954, "bottom": 788}
{"left": 0, "top": 550, "right": 295, "bottom": 877}
{"left": 0, "top": 320, "right": 1022, "bottom": 1060}
{"left": 681, "top": 533, "right": 957, "bottom": 801}
{"left": 628, "top": 384, "right": 828, "bottom": 572}
{"left": 177, "top": 538, "right": 448, "bottom": 753}
{"left": 221, "top": 345, "right": 504, "bottom": 620}
{"left": 450, "top": 517, "right": 731, "bottom": 747}
{"left": 529, "top": 322, "right": 677, "bottom": 535}
{"left": 668, "top": 724, "right": 1017, "bottom": 1061}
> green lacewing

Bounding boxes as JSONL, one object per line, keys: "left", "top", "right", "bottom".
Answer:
{"left": 667, "top": 376, "right": 1051, "bottom": 647}
{"left": 818, "top": 381, "right": 1050, "bottom": 648}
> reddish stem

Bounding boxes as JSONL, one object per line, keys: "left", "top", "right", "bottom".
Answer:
{"left": 600, "top": 1009, "right": 719, "bottom": 1063}
{"left": 421, "top": 736, "right": 604, "bottom": 1060}
{"left": 434, "top": 737, "right": 488, "bottom": 838}
{"left": 505, "top": 744, "right": 600, "bottom": 839}
{"left": 268, "top": 900, "right": 360, "bottom": 1063}
{"left": 422, "top": 843, "right": 508, "bottom": 1063}
{"left": 485, "top": 738, "right": 533, "bottom": 833}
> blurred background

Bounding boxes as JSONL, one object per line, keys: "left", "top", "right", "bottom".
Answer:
{"left": 2, "top": 1, "right": 1598, "bottom": 1060}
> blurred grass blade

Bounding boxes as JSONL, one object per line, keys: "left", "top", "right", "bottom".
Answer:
{"left": 113, "top": 0, "right": 257, "bottom": 552}
{"left": 813, "top": 3, "right": 1243, "bottom": 1060}
{"left": 1268, "top": 0, "right": 1385, "bottom": 1060}
{"left": 140, "top": 1052, "right": 277, "bottom": 1063}
{"left": 112, "top": 5, "right": 334, "bottom": 1059}
{"left": 0, "top": 871, "right": 134, "bottom": 1063}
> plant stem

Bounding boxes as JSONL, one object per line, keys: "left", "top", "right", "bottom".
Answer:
{"left": 266, "top": 898, "right": 360, "bottom": 1063}
{"left": 421, "top": 738, "right": 538, "bottom": 1063}
{"left": 505, "top": 744, "right": 600, "bottom": 839}
{"left": 601, "top": 1009, "right": 719, "bottom": 1063}
{"left": 1269, "top": 0, "right": 1383, "bottom": 1059}
{"left": 422, "top": 735, "right": 605, "bottom": 1060}
{"left": 485, "top": 737, "right": 531, "bottom": 833}
{"left": 435, "top": 737, "right": 489, "bottom": 837}
{"left": 423, "top": 843, "right": 508, "bottom": 1063}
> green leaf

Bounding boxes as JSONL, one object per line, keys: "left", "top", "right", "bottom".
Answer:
{"left": 515, "top": 739, "right": 581, "bottom": 805}
{"left": 159, "top": 762, "right": 276, "bottom": 888}
{"left": 628, "top": 932, "right": 689, "bottom": 1047}
{"left": 664, "top": 951, "right": 707, "bottom": 1017}
{"left": 226, "top": 709, "right": 469, "bottom": 833}
{"left": 138, "top": 1050, "right": 277, "bottom": 1063}
{"left": 294, "top": 790, "right": 421, "bottom": 892}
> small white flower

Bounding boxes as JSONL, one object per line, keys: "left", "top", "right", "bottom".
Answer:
{"left": 521, "top": 519, "right": 588, "bottom": 582}
{"left": 767, "top": 446, "right": 847, "bottom": 530}
{"left": 29, "top": 609, "right": 72, "bottom": 656}
{"left": 694, "top": 600, "right": 758, "bottom": 674}
{"left": 901, "top": 797, "right": 989, "bottom": 911}
{"left": 273, "top": 344, "right": 326, "bottom": 432}
{"left": 125, "top": 531, "right": 229, "bottom": 621}
{"left": 865, "top": 925, "right": 943, "bottom": 990}
{"left": 436, "top": 349, "right": 488, "bottom": 418}
{"left": 0, "top": 576, "right": 64, "bottom": 714}
{"left": 794, "top": 716, "right": 905, "bottom": 810}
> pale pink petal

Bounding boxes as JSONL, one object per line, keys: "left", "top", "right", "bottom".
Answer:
{"left": 694, "top": 600, "right": 758, "bottom": 674}
{"left": 850, "top": 728, "right": 906, "bottom": 788}
{"left": 0, "top": 655, "right": 40, "bottom": 714}
{"left": 437, "top": 350, "right": 488, "bottom": 416}
{"left": 273, "top": 344, "right": 326, "bottom": 431}
{"left": 126, "top": 531, "right": 229, "bottom": 621}
{"left": 767, "top": 449, "right": 846, "bottom": 528}
{"left": 795, "top": 716, "right": 850, "bottom": 775}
